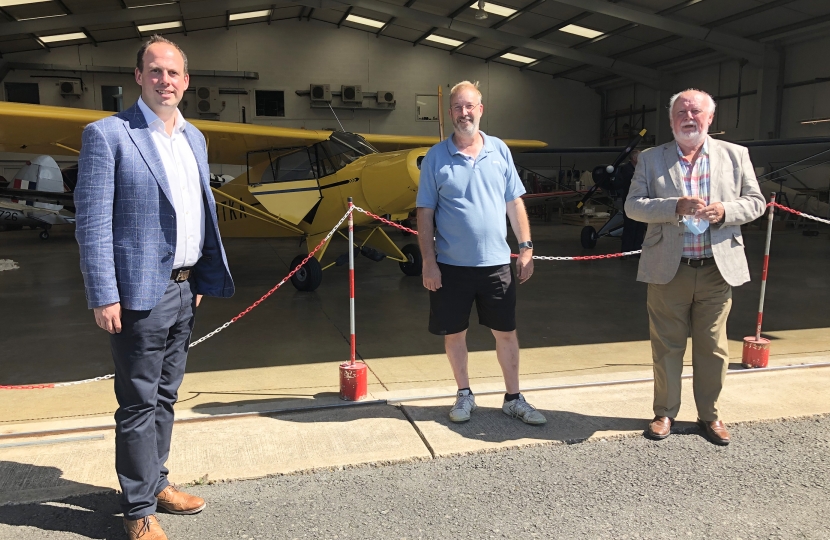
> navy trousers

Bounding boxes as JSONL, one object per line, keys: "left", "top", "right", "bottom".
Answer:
{"left": 110, "top": 278, "right": 196, "bottom": 519}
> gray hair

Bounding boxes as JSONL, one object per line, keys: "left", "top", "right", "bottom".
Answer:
{"left": 450, "top": 80, "right": 482, "bottom": 104}
{"left": 136, "top": 34, "right": 189, "bottom": 74}
{"left": 668, "top": 88, "right": 716, "bottom": 120}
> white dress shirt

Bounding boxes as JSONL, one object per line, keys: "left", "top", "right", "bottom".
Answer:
{"left": 137, "top": 97, "right": 205, "bottom": 269}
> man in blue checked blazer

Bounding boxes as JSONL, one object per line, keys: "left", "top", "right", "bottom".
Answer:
{"left": 75, "top": 35, "right": 233, "bottom": 540}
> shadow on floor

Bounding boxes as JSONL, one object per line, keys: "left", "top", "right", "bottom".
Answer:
{"left": 0, "top": 461, "right": 120, "bottom": 539}
{"left": 191, "top": 396, "right": 712, "bottom": 446}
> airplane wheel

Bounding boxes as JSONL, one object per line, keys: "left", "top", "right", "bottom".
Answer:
{"left": 400, "top": 219, "right": 413, "bottom": 237}
{"left": 39, "top": 230, "right": 50, "bottom": 240}
{"left": 580, "top": 226, "right": 597, "bottom": 249}
{"left": 399, "top": 243, "right": 422, "bottom": 276}
{"left": 289, "top": 254, "right": 323, "bottom": 292}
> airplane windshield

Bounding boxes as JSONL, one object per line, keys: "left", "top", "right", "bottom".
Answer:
{"left": 329, "top": 131, "right": 378, "bottom": 156}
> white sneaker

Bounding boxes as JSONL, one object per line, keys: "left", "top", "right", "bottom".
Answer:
{"left": 448, "top": 389, "right": 477, "bottom": 423}
{"left": 502, "top": 394, "right": 547, "bottom": 425}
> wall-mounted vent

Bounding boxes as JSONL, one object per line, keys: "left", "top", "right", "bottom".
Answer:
{"left": 59, "top": 80, "right": 82, "bottom": 96}
{"left": 341, "top": 85, "right": 363, "bottom": 104}
{"left": 196, "top": 86, "right": 221, "bottom": 113}
{"left": 309, "top": 84, "right": 331, "bottom": 103}
{"left": 377, "top": 90, "right": 395, "bottom": 104}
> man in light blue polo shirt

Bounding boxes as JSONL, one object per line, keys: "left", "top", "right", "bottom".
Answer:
{"left": 416, "top": 80, "right": 546, "bottom": 426}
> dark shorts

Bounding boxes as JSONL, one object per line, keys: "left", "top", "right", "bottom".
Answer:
{"left": 429, "top": 263, "right": 516, "bottom": 335}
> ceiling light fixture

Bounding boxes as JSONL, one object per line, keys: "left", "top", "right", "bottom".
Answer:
{"left": 39, "top": 32, "right": 87, "bottom": 43}
{"left": 17, "top": 13, "right": 66, "bottom": 20}
{"left": 229, "top": 9, "right": 270, "bottom": 21}
{"left": 345, "top": 14, "right": 385, "bottom": 28}
{"left": 470, "top": 1, "right": 516, "bottom": 17}
{"left": 501, "top": 53, "right": 535, "bottom": 64}
{"left": 800, "top": 117, "right": 830, "bottom": 125}
{"left": 0, "top": 0, "right": 49, "bottom": 6}
{"left": 424, "top": 34, "right": 464, "bottom": 47}
{"left": 559, "top": 24, "right": 603, "bottom": 39}
{"left": 127, "top": 1, "right": 176, "bottom": 8}
{"left": 136, "top": 20, "right": 182, "bottom": 32}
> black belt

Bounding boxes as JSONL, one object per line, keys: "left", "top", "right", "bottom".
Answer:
{"left": 171, "top": 267, "right": 194, "bottom": 282}
{"left": 680, "top": 257, "right": 713, "bottom": 268}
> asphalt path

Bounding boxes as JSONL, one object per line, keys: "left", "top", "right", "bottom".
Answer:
{"left": 1, "top": 414, "right": 828, "bottom": 540}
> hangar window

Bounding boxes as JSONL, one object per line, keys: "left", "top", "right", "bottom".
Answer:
{"left": 101, "top": 85, "right": 123, "bottom": 112}
{"left": 255, "top": 90, "right": 285, "bottom": 117}
{"left": 416, "top": 94, "right": 439, "bottom": 122}
{"left": 5, "top": 82, "right": 40, "bottom": 104}
{"left": 261, "top": 149, "right": 315, "bottom": 183}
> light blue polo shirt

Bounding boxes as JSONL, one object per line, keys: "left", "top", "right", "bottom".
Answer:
{"left": 416, "top": 131, "right": 526, "bottom": 267}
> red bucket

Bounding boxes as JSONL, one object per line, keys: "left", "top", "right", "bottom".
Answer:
{"left": 339, "top": 362, "right": 368, "bottom": 401}
{"left": 741, "top": 336, "right": 770, "bottom": 369}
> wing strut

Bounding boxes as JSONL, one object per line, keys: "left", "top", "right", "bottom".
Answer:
{"left": 210, "top": 186, "right": 305, "bottom": 234}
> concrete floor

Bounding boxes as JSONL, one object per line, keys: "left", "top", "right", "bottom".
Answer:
{"left": 1, "top": 219, "right": 829, "bottom": 432}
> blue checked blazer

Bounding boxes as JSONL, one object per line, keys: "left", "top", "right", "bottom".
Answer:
{"left": 75, "top": 102, "right": 234, "bottom": 311}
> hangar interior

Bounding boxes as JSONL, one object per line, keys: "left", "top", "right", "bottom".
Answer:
{"left": 1, "top": 0, "right": 830, "bottom": 430}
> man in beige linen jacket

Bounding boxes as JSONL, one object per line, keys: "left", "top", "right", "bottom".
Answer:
{"left": 625, "top": 88, "right": 766, "bottom": 445}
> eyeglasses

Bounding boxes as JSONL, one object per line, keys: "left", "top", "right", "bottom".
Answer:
{"left": 451, "top": 103, "right": 481, "bottom": 114}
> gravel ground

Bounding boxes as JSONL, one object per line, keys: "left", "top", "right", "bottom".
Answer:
{"left": 1, "top": 414, "right": 828, "bottom": 540}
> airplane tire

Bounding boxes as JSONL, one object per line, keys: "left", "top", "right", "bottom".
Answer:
{"left": 400, "top": 219, "right": 413, "bottom": 237}
{"left": 580, "top": 226, "right": 597, "bottom": 249}
{"left": 289, "top": 254, "right": 323, "bottom": 292}
{"left": 399, "top": 243, "right": 422, "bottom": 276}
{"left": 39, "top": 230, "right": 50, "bottom": 240}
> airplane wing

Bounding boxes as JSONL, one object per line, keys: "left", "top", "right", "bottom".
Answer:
{"left": 521, "top": 190, "right": 592, "bottom": 209}
{"left": 361, "top": 133, "right": 547, "bottom": 153}
{"left": 0, "top": 102, "right": 547, "bottom": 165}
{"left": 0, "top": 187, "right": 74, "bottom": 206}
{"left": 0, "top": 200, "right": 74, "bottom": 225}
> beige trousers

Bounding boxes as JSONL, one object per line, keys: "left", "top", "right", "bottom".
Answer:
{"left": 647, "top": 263, "right": 732, "bottom": 421}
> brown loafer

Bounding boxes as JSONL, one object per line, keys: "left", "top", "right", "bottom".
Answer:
{"left": 698, "top": 419, "right": 731, "bottom": 446}
{"left": 156, "top": 485, "right": 206, "bottom": 515}
{"left": 124, "top": 515, "right": 167, "bottom": 540}
{"left": 646, "top": 416, "right": 674, "bottom": 440}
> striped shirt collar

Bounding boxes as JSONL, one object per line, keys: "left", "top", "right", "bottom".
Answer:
{"left": 675, "top": 137, "right": 709, "bottom": 165}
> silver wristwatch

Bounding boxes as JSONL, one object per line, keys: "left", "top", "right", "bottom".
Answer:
{"left": 518, "top": 241, "right": 533, "bottom": 250}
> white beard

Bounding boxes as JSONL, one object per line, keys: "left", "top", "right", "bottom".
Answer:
{"left": 673, "top": 123, "right": 708, "bottom": 147}
{"left": 453, "top": 116, "right": 478, "bottom": 137}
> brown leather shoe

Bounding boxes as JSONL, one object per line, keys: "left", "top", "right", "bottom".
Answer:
{"left": 123, "top": 515, "right": 167, "bottom": 540}
{"left": 646, "top": 416, "right": 674, "bottom": 440}
{"left": 156, "top": 485, "right": 206, "bottom": 515}
{"left": 698, "top": 419, "right": 731, "bottom": 445}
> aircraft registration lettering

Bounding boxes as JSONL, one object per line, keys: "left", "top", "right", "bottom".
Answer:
{"left": 219, "top": 200, "right": 248, "bottom": 222}
{"left": 0, "top": 210, "right": 20, "bottom": 221}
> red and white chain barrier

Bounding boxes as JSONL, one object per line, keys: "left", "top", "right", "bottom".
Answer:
{"left": 769, "top": 201, "right": 830, "bottom": 225}
{"left": 1, "top": 208, "right": 355, "bottom": 390}
{"left": 351, "top": 205, "right": 643, "bottom": 260}
{"left": 5, "top": 199, "right": 826, "bottom": 390}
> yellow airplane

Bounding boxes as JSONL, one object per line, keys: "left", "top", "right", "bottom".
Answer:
{"left": 0, "top": 101, "right": 546, "bottom": 291}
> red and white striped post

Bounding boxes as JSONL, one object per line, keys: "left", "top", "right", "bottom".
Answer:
{"left": 742, "top": 193, "right": 775, "bottom": 368}
{"left": 339, "top": 197, "right": 368, "bottom": 400}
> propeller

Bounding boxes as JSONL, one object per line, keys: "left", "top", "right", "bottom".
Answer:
{"left": 577, "top": 128, "right": 647, "bottom": 209}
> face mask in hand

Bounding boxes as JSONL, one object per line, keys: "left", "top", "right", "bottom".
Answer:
{"left": 682, "top": 215, "right": 709, "bottom": 235}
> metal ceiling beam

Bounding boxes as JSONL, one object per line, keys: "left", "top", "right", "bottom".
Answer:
{"left": 410, "top": 1, "right": 476, "bottom": 48}
{"left": 547, "top": 0, "right": 766, "bottom": 65}
{"left": 453, "top": 0, "right": 546, "bottom": 54}
{"left": 333, "top": 0, "right": 662, "bottom": 87}
{"left": 0, "top": 0, "right": 300, "bottom": 38}
{"left": 748, "top": 11, "right": 830, "bottom": 41}
{"left": 336, "top": 6, "right": 352, "bottom": 27}
{"left": 486, "top": 12, "right": 592, "bottom": 66}
{"left": 376, "top": 0, "right": 416, "bottom": 37}
{"left": 557, "top": 0, "right": 795, "bottom": 82}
